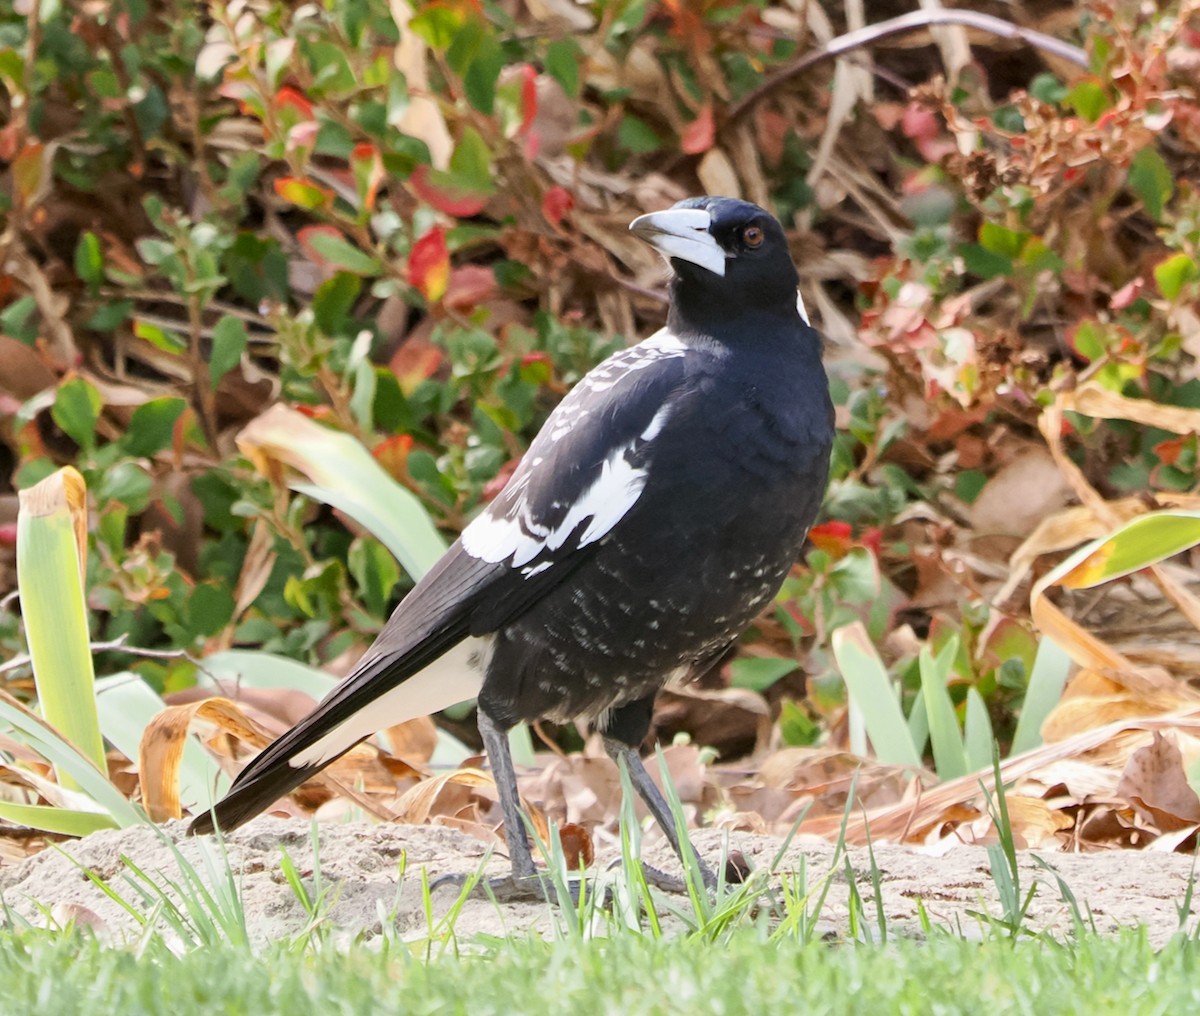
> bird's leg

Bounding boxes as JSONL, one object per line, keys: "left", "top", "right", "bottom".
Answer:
{"left": 603, "top": 737, "right": 718, "bottom": 892}
{"left": 433, "top": 708, "right": 582, "bottom": 903}
{"left": 476, "top": 707, "right": 537, "bottom": 882}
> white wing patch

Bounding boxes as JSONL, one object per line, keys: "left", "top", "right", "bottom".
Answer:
{"left": 460, "top": 330, "right": 685, "bottom": 572}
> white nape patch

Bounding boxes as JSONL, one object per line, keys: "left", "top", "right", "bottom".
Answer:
{"left": 289, "top": 637, "right": 491, "bottom": 768}
{"left": 796, "top": 290, "right": 810, "bottom": 325}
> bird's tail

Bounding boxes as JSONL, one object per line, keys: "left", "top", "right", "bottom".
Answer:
{"left": 188, "top": 635, "right": 487, "bottom": 835}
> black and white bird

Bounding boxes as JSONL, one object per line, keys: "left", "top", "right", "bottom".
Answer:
{"left": 191, "top": 196, "right": 834, "bottom": 895}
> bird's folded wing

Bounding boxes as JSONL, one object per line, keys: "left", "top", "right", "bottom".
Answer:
{"left": 190, "top": 335, "right": 690, "bottom": 833}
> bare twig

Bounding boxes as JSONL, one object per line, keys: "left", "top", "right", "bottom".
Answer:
{"left": 722, "top": 9, "right": 1089, "bottom": 129}
{"left": 0, "top": 634, "right": 210, "bottom": 678}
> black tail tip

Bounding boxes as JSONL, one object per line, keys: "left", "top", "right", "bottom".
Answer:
{"left": 188, "top": 812, "right": 215, "bottom": 836}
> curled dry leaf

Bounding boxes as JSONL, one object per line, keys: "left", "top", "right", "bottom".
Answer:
{"left": 1115, "top": 731, "right": 1200, "bottom": 832}
{"left": 391, "top": 766, "right": 550, "bottom": 846}
{"left": 140, "top": 696, "right": 277, "bottom": 822}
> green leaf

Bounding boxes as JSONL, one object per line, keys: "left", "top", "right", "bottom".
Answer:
{"left": 96, "top": 461, "right": 153, "bottom": 513}
{"left": 1128, "top": 147, "right": 1173, "bottom": 222}
{"left": 0, "top": 696, "right": 142, "bottom": 828}
{"left": 1011, "top": 639, "right": 1072, "bottom": 755}
{"left": 959, "top": 243, "right": 1012, "bottom": 279}
{"left": 617, "top": 114, "right": 663, "bottom": 154}
{"left": 124, "top": 398, "right": 186, "bottom": 458}
{"left": 1065, "top": 79, "right": 1111, "bottom": 122}
{"left": 348, "top": 536, "right": 402, "bottom": 618}
{"left": 546, "top": 38, "right": 581, "bottom": 97}
{"left": 189, "top": 583, "right": 236, "bottom": 637}
{"left": 729, "top": 656, "right": 799, "bottom": 692}
{"left": 209, "top": 315, "right": 248, "bottom": 389}
{"left": 74, "top": 231, "right": 103, "bottom": 288}
{"left": 408, "top": 5, "right": 463, "bottom": 47}
{"left": 462, "top": 34, "right": 503, "bottom": 114}
{"left": 313, "top": 272, "right": 362, "bottom": 335}
{"left": 1053, "top": 510, "right": 1200, "bottom": 589}
{"left": 15, "top": 468, "right": 109, "bottom": 790}
{"left": 829, "top": 547, "right": 880, "bottom": 604}
{"left": 248, "top": 406, "right": 446, "bottom": 580}
{"left": 920, "top": 639, "right": 967, "bottom": 780}
{"left": 979, "top": 222, "right": 1028, "bottom": 259}
{"left": 449, "top": 127, "right": 494, "bottom": 190}
{"left": 963, "top": 687, "right": 994, "bottom": 772}
{"left": 305, "top": 232, "right": 381, "bottom": 276}
{"left": 52, "top": 378, "right": 103, "bottom": 451}
{"left": 1154, "top": 252, "right": 1199, "bottom": 301}
{"left": 831, "top": 622, "right": 922, "bottom": 768}
{"left": 84, "top": 299, "right": 133, "bottom": 332}
{"left": 0, "top": 801, "right": 118, "bottom": 837}
{"left": 134, "top": 319, "right": 188, "bottom": 354}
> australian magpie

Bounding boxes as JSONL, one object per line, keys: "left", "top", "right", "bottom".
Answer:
{"left": 190, "top": 196, "right": 834, "bottom": 896}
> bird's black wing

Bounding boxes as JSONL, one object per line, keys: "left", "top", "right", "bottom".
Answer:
{"left": 189, "top": 332, "right": 689, "bottom": 834}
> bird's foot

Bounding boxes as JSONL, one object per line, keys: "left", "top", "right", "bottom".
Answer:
{"left": 429, "top": 870, "right": 584, "bottom": 904}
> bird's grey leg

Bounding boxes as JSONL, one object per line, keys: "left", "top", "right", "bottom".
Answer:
{"left": 603, "top": 737, "right": 718, "bottom": 892}
{"left": 433, "top": 708, "right": 580, "bottom": 902}
{"left": 477, "top": 707, "right": 537, "bottom": 881}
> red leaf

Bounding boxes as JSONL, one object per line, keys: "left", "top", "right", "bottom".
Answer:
{"left": 900, "top": 102, "right": 956, "bottom": 162}
{"left": 1153, "top": 435, "right": 1188, "bottom": 467}
{"left": 808, "top": 521, "right": 853, "bottom": 558}
{"left": 389, "top": 337, "right": 445, "bottom": 391}
{"left": 12, "top": 142, "right": 46, "bottom": 206}
{"left": 0, "top": 523, "right": 17, "bottom": 548}
{"left": 409, "top": 165, "right": 490, "bottom": 217}
{"left": 350, "top": 143, "right": 385, "bottom": 211}
{"left": 518, "top": 64, "right": 538, "bottom": 135}
{"left": 444, "top": 265, "right": 497, "bottom": 311}
{"left": 274, "top": 86, "right": 315, "bottom": 121}
{"left": 408, "top": 225, "right": 450, "bottom": 302}
{"left": 680, "top": 103, "right": 715, "bottom": 155}
{"left": 541, "top": 185, "right": 574, "bottom": 226}
{"left": 373, "top": 434, "right": 414, "bottom": 478}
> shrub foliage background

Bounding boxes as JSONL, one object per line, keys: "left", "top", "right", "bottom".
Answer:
{"left": 1, "top": 0, "right": 1199, "bottom": 786}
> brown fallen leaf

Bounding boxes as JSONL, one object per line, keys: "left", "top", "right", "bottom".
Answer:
{"left": 1115, "top": 731, "right": 1200, "bottom": 832}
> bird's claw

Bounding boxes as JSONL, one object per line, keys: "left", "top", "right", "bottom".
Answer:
{"left": 429, "top": 871, "right": 584, "bottom": 904}
{"left": 429, "top": 860, "right": 718, "bottom": 904}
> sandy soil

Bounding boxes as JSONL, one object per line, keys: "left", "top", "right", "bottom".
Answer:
{"left": 2, "top": 819, "right": 1196, "bottom": 948}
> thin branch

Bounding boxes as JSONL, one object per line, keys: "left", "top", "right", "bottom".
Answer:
{"left": 723, "top": 9, "right": 1090, "bottom": 129}
{"left": 0, "top": 634, "right": 210, "bottom": 678}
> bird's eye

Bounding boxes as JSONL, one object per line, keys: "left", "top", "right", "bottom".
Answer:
{"left": 742, "top": 225, "right": 764, "bottom": 248}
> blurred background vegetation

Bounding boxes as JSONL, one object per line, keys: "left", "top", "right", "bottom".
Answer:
{"left": 2, "top": 0, "right": 1200, "bottom": 853}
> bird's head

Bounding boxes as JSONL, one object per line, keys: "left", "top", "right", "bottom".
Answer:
{"left": 630, "top": 196, "right": 805, "bottom": 331}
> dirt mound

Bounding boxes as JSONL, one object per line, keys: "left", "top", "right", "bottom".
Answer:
{"left": 1, "top": 819, "right": 1194, "bottom": 947}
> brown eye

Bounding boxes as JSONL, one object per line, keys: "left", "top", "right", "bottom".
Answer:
{"left": 743, "top": 225, "right": 764, "bottom": 248}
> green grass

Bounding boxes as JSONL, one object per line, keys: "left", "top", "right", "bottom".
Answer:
{"left": 0, "top": 926, "right": 1197, "bottom": 1015}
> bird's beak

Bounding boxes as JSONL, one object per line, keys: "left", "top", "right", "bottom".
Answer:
{"left": 630, "top": 208, "right": 726, "bottom": 277}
